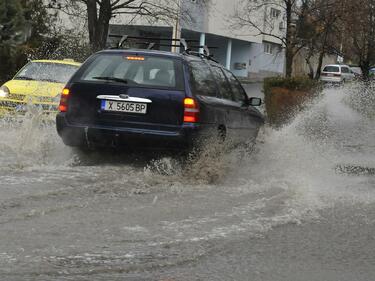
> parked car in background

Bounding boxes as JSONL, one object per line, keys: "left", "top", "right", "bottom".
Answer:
{"left": 56, "top": 48, "right": 264, "bottom": 151}
{"left": 0, "top": 59, "right": 81, "bottom": 115}
{"left": 349, "top": 66, "right": 362, "bottom": 79}
{"left": 368, "top": 67, "right": 375, "bottom": 79}
{"left": 320, "top": 64, "right": 355, "bottom": 83}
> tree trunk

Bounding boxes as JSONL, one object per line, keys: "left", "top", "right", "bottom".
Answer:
{"left": 362, "top": 1, "right": 375, "bottom": 80}
{"left": 360, "top": 60, "right": 370, "bottom": 80}
{"left": 87, "top": 0, "right": 112, "bottom": 51}
{"left": 285, "top": 0, "right": 294, "bottom": 77}
{"left": 315, "top": 49, "right": 325, "bottom": 80}
{"left": 305, "top": 53, "right": 314, "bottom": 79}
{"left": 285, "top": 47, "right": 294, "bottom": 77}
{"left": 96, "top": 0, "right": 111, "bottom": 50}
{"left": 315, "top": 28, "right": 329, "bottom": 80}
{"left": 87, "top": 0, "right": 97, "bottom": 50}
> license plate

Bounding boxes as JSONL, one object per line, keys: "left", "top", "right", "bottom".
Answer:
{"left": 101, "top": 100, "right": 147, "bottom": 114}
{"left": 327, "top": 73, "right": 334, "bottom": 77}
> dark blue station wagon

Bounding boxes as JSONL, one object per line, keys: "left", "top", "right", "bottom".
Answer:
{"left": 56, "top": 49, "right": 264, "bottom": 150}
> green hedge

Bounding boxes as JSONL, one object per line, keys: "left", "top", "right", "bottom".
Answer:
{"left": 263, "top": 76, "right": 321, "bottom": 127}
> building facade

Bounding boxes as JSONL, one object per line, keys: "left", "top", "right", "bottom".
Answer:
{"left": 109, "top": 0, "right": 286, "bottom": 79}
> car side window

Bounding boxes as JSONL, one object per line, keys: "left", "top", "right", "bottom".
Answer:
{"left": 223, "top": 69, "right": 248, "bottom": 103}
{"left": 189, "top": 61, "right": 217, "bottom": 97}
{"left": 210, "top": 66, "right": 233, "bottom": 100}
{"left": 341, "top": 67, "right": 349, "bottom": 73}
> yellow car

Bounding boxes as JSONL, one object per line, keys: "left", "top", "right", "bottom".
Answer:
{"left": 0, "top": 59, "right": 81, "bottom": 115}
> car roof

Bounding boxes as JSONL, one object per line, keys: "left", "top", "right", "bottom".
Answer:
{"left": 97, "top": 49, "right": 205, "bottom": 62}
{"left": 323, "top": 64, "right": 349, "bottom": 68}
{"left": 31, "top": 59, "right": 81, "bottom": 67}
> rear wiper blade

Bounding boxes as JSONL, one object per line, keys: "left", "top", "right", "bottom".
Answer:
{"left": 39, "top": 78, "right": 60, "bottom": 83}
{"left": 15, "top": 76, "right": 36, "bottom": 81}
{"left": 93, "top": 76, "right": 128, "bottom": 84}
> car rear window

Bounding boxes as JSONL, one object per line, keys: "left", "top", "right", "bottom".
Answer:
{"left": 79, "top": 54, "right": 184, "bottom": 89}
{"left": 323, "top": 66, "right": 340, "bottom": 72}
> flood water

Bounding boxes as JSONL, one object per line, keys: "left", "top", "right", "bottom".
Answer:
{"left": 0, "top": 84, "right": 374, "bottom": 280}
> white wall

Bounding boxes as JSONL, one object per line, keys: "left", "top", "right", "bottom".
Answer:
{"left": 205, "top": 0, "right": 286, "bottom": 45}
{"left": 261, "top": 1, "right": 286, "bottom": 45}
{"left": 111, "top": 0, "right": 285, "bottom": 45}
{"left": 249, "top": 42, "right": 285, "bottom": 77}
{"left": 205, "top": 0, "right": 262, "bottom": 43}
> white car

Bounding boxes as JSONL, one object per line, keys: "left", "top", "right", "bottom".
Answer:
{"left": 320, "top": 64, "right": 355, "bottom": 83}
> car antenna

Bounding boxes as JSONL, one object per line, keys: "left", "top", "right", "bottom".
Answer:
{"left": 203, "top": 46, "right": 210, "bottom": 57}
{"left": 147, "top": 42, "right": 156, "bottom": 50}
{"left": 118, "top": 35, "right": 128, "bottom": 48}
{"left": 180, "top": 38, "right": 189, "bottom": 52}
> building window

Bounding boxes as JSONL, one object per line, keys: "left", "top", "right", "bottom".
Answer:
{"left": 264, "top": 42, "right": 273, "bottom": 54}
{"left": 270, "top": 8, "right": 281, "bottom": 18}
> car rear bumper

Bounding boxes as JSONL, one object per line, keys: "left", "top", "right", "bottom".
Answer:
{"left": 56, "top": 113, "right": 202, "bottom": 150}
{"left": 320, "top": 76, "right": 342, "bottom": 83}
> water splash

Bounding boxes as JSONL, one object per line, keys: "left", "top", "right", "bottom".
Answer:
{"left": 0, "top": 113, "right": 73, "bottom": 169}
{"left": 0, "top": 83, "right": 374, "bottom": 236}
{"left": 236, "top": 84, "right": 374, "bottom": 205}
{"left": 1, "top": 83, "right": 375, "bottom": 280}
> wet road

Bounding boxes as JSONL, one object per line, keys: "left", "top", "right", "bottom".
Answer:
{"left": 0, "top": 84, "right": 374, "bottom": 280}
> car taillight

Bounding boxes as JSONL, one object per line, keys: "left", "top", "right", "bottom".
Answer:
{"left": 321, "top": 73, "right": 327, "bottom": 76}
{"left": 333, "top": 73, "right": 341, "bottom": 77}
{"left": 183, "top": 98, "right": 199, "bottom": 123}
{"left": 59, "top": 88, "right": 70, "bottom": 112}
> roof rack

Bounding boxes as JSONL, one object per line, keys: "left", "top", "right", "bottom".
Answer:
{"left": 108, "top": 34, "right": 218, "bottom": 62}
{"left": 185, "top": 50, "right": 219, "bottom": 63}
{"left": 108, "top": 34, "right": 198, "bottom": 51}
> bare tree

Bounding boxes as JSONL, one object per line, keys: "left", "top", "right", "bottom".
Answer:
{"left": 49, "top": 0, "right": 203, "bottom": 51}
{"left": 234, "top": 0, "right": 352, "bottom": 78}
{"left": 234, "top": 0, "right": 301, "bottom": 77}
{"left": 305, "top": 0, "right": 342, "bottom": 79}
{"left": 341, "top": 0, "right": 375, "bottom": 80}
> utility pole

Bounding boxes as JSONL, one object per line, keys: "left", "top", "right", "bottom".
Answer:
{"left": 171, "top": 0, "right": 182, "bottom": 53}
{"left": 338, "top": 0, "right": 344, "bottom": 63}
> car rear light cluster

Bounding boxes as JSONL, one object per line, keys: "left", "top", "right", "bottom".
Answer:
{"left": 59, "top": 88, "right": 70, "bottom": 112}
{"left": 126, "top": 56, "right": 145, "bottom": 61}
{"left": 183, "top": 98, "right": 199, "bottom": 123}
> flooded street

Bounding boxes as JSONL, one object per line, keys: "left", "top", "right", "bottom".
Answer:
{"left": 0, "top": 85, "right": 374, "bottom": 280}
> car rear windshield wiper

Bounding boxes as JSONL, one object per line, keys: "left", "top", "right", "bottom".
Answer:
{"left": 39, "top": 78, "right": 61, "bottom": 83}
{"left": 14, "top": 76, "right": 36, "bottom": 81}
{"left": 93, "top": 76, "right": 128, "bottom": 84}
